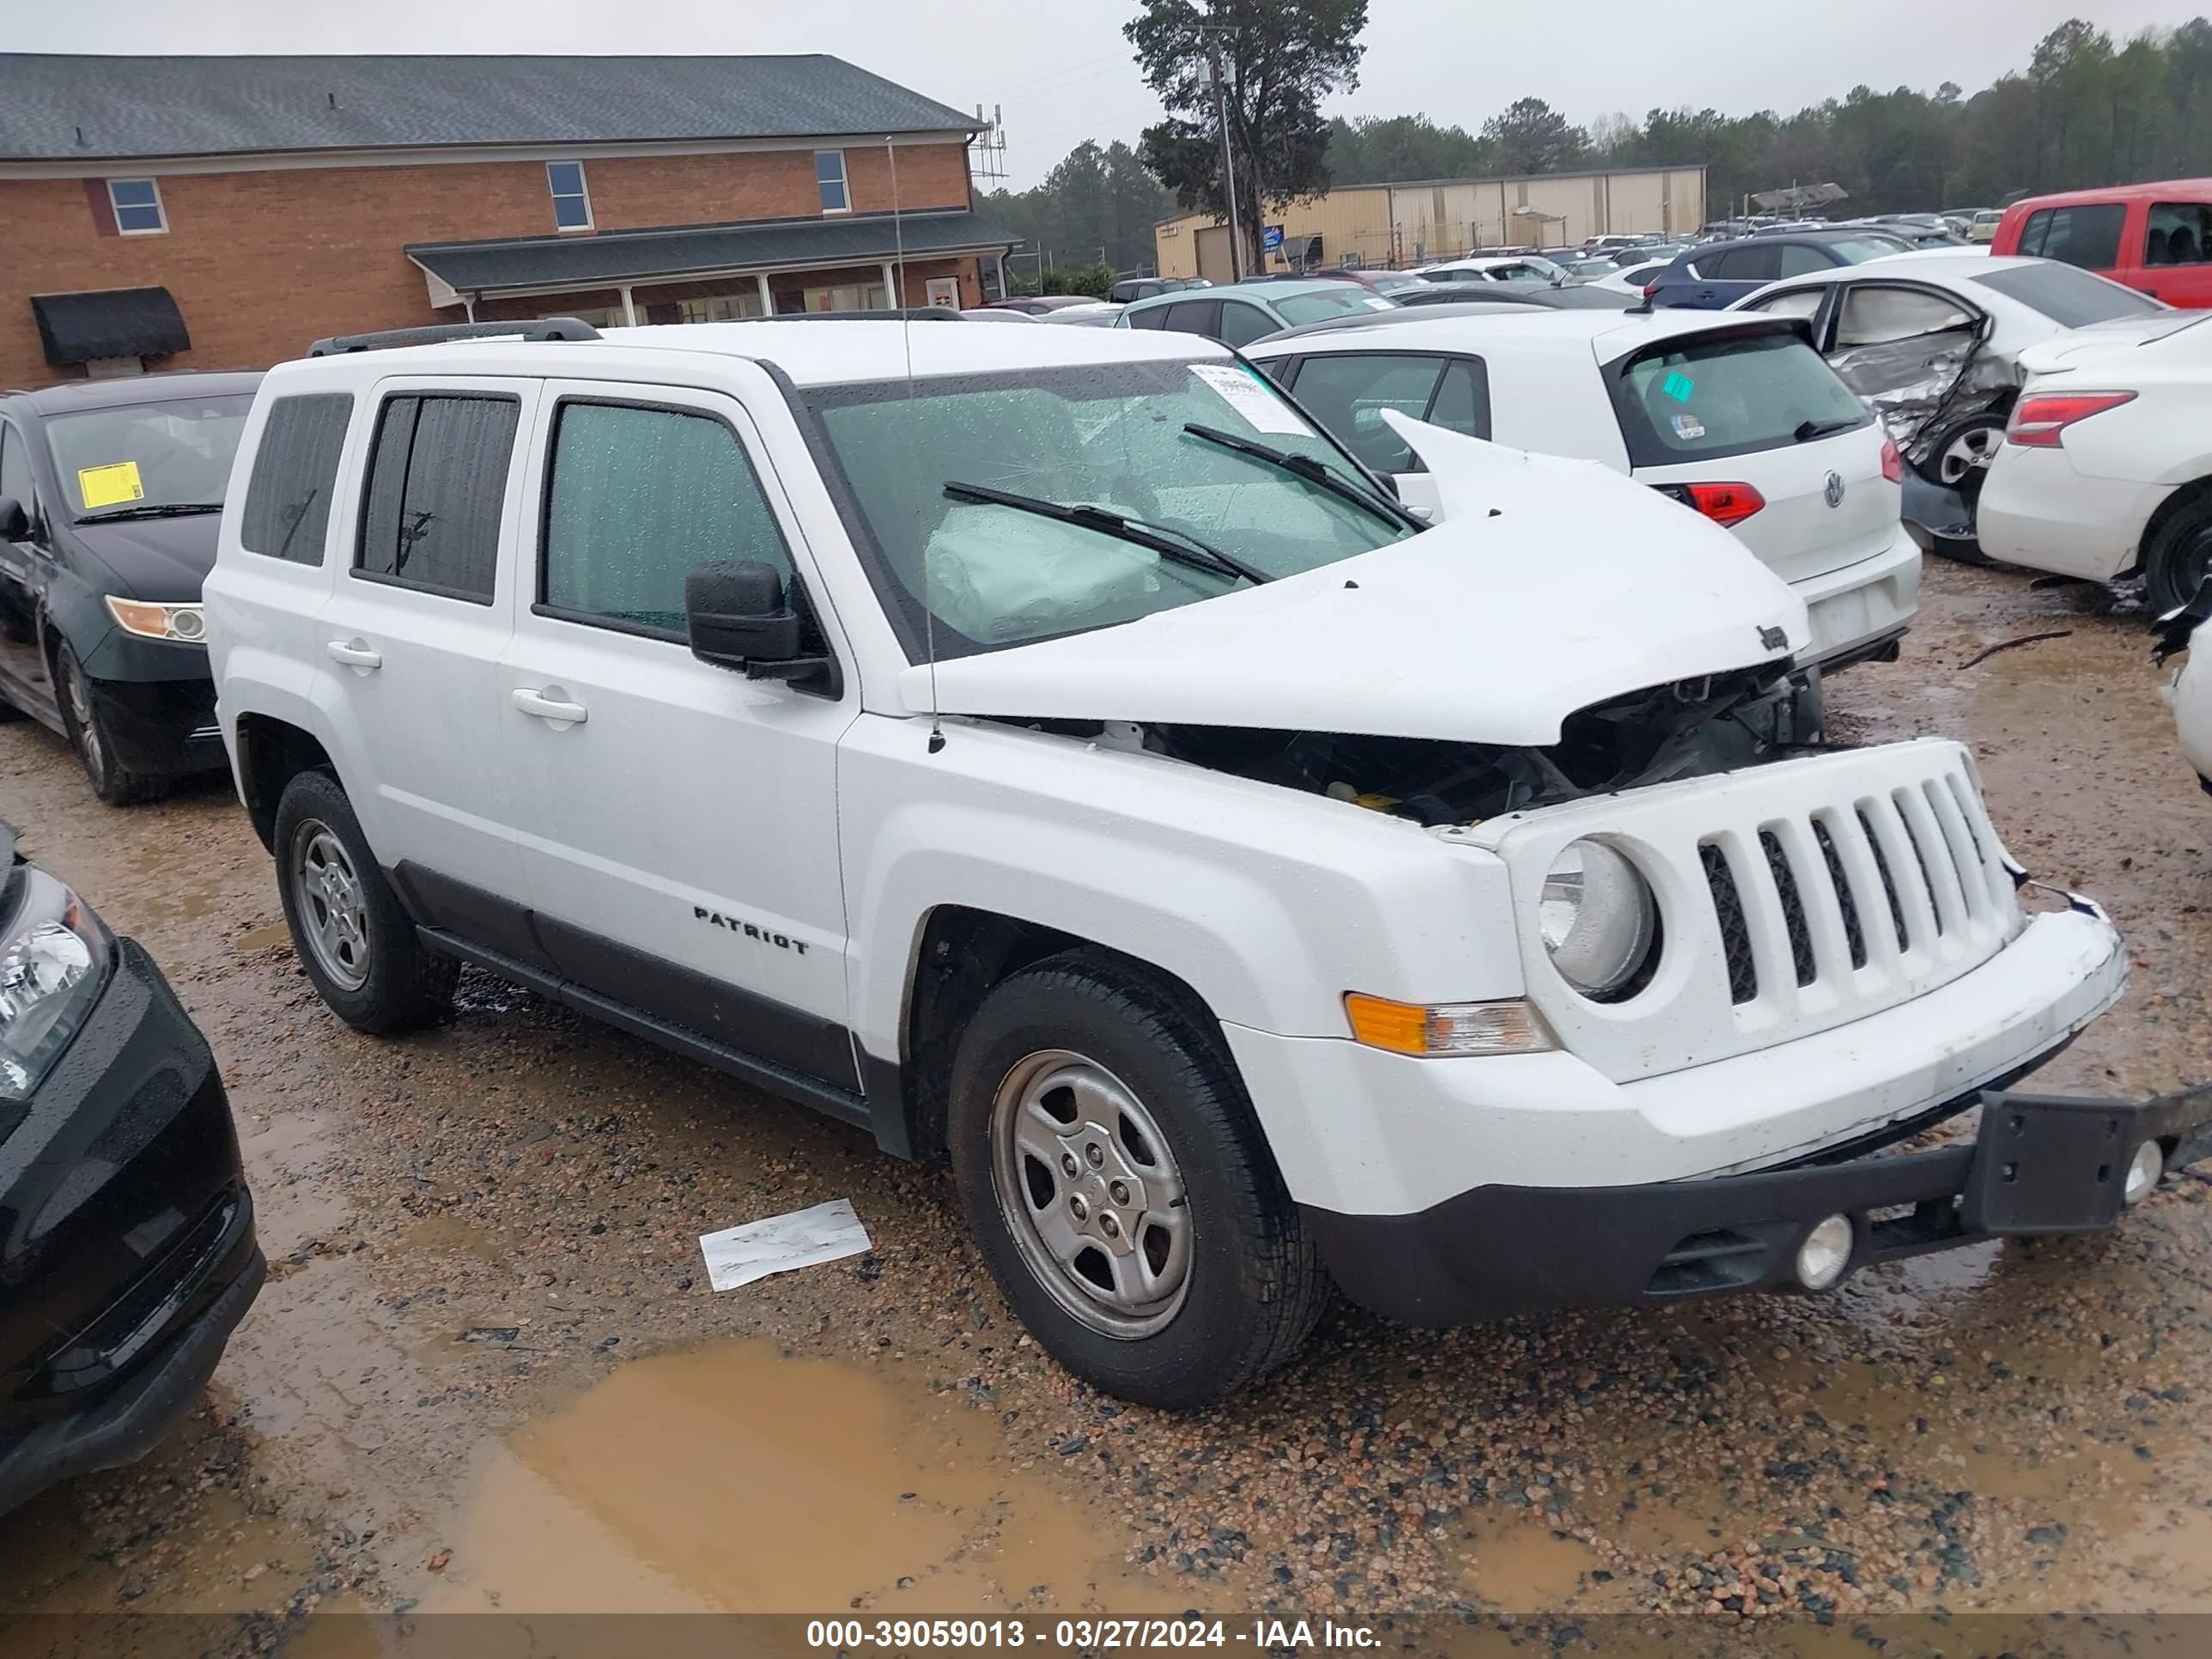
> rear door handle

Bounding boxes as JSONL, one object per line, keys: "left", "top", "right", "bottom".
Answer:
{"left": 325, "top": 638, "right": 381, "bottom": 671}
{"left": 512, "top": 687, "right": 588, "bottom": 725}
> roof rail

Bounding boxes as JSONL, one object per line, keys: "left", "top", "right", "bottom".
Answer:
{"left": 737, "top": 307, "right": 963, "bottom": 323}
{"left": 307, "top": 318, "right": 602, "bottom": 356}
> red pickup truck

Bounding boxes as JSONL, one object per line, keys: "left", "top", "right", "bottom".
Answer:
{"left": 1990, "top": 179, "right": 2212, "bottom": 307}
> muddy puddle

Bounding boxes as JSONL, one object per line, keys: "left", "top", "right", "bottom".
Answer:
{"left": 414, "top": 1339, "right": 1176, "bottom": 1616}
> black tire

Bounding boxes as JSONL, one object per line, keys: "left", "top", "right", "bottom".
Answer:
{"left": 1913, "top": 414, "right": 2007, "bottom": 495}
{"left": 947, "top": 951, "right": 1328, "bottom": 1409}
{"left": 272, "top": 768, "right": 457, "bottom": 1035}
{"left": 2143, "top": 492, "right": 2212, "bottom": 616}
{"left": 52, "top": 640, "right": 167, "bottom": 806}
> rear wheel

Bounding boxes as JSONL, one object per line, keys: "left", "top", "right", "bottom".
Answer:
{"left": 948, "top": 951, "right": 1328, "bottom": 1408}
{"left": 53, "top": 641, "right": 167, "bottom": 806}
{"left": 1916, "top": 414, "right": 2006, "bottom": 494}
{"left": 2144, "top": 493, "right": 2212, "bottom": 615}
{"left": 273, "top": 769, "right": 457, "bottom": 1034}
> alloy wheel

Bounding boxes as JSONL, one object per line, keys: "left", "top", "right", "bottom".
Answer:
{"left": 1937, "top": 423, "right": 2002, "bottom": 486}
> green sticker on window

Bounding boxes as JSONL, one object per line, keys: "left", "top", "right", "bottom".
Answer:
{"left": 1662, "top": 370, "right": 1696, "bottom": 402}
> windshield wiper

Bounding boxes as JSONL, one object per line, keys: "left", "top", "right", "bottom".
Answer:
{"left": 942, "top": 481, "right": 1271, "bottom": 586}
{"left": 1181, "top": 423, "right": 1421, "bottom": 532}
{"left": 76, "top": 501, "right": 222, "bottom": 523}
{"left": 1792, "top": 416, "right": 1862, "bottom": 443}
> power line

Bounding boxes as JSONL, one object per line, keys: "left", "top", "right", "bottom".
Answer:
{"left": 994, "top": 52, "right": 1132, "bottom": 96}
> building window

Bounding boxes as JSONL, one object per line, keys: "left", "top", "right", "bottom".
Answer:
{"left": 547, "top": 161, "right": 592, "bottom": 230}
{"left": 815, "top": 150, "right": 849, "bottom": 214}
{"left": 108, "top": 179, "right": 167, "bottom": 235}
{"left": 802, "top": 283, "right": 888, "bottom": 312}
{"left": 678, "top": 294, "right": 764, "bottom": 323}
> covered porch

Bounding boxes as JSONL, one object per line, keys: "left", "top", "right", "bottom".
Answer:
{"left": 405, "top": 208, "right": 1020, "bottom": 327}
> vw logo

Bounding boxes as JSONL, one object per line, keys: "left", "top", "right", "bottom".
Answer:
{"left": 1823, "top": 471, "right": 1847, "bottom": 509}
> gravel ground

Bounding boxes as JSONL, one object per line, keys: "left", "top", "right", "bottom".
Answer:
{"left": 4, "top": 558, "right": 2212, "bottom": 1647}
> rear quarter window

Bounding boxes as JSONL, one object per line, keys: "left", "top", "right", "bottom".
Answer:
{"left": 1970, "top": 263, "right": 2163, "bottom": 327}
{"left": 2016, "top": 204, "right": 2126, "bottom": 270}
{"left": 239, "top": 392, "right": 354, "bottom": 563}
{"left": 1609, "top": 329, "right": 1869, "bottom": 467}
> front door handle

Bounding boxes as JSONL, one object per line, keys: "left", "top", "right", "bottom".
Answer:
{"left": 326, "top": 638, "right": 382, "bottom": 671}
{"left": 512, "top": 687, "right": 588, "bottom": 726}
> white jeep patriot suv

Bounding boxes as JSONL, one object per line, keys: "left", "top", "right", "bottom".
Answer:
{"left": 205, "top": 316, "right": 2208, "bottom": 1408}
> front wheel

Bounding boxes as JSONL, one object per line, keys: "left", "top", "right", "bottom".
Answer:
{"left": 53, "top": 641, "right": 167, "bottom": 806}
{"left": 273, "top": 769, "right": 457, "bottom": 1034}
{"left": 2144, "top": 494, "right": 2212, "bottom": 615}
{"left": 948, "top": 952, "right": 1328, "bottom": 1409}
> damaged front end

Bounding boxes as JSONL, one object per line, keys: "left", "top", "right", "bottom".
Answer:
{"left": 1048, "top": 662, "right": 1825, "bottom": 829}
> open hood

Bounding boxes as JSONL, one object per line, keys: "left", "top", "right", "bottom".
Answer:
{"left": 897, "top": 428, "right": 1808, "bottom": 747}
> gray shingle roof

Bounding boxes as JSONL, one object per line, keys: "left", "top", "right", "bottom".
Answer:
{"left": 407, "top": 209, "right": 1020, "bottom": 295}
{"left": 0, "top": 54, "right": 981, "bottom": 162}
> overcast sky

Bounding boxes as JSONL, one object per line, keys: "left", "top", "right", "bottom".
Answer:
{"left": 2, "top": 0, "right": 2202, "bottom": 188}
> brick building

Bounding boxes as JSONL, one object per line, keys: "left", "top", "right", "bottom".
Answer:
{"left": 0, "top": 53, "right": 1019, "bottom": 387}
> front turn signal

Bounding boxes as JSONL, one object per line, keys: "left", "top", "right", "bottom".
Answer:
{"left": 1343, "top": 993, "right": 1556, "bottom": 1057}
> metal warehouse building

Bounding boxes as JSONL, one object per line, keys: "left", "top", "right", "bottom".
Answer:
{"left": 1154, "top": 163, "right": 1707, "bottom": 281}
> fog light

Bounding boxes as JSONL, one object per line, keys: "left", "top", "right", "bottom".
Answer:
{"left": 1794, "top": 1214, "right": 1854, "bottom": 1291}
{"left": 2124, "top": 1139, "right": 2164, "bottom": 1206}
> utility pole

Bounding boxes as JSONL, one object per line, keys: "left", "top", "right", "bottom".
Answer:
{"left": 1206, "top": 38, "right": 1243, "bottom": 283}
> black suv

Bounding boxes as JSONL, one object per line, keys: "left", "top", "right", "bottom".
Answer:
{"left": 0, "top": 824, "right": 262, "bottom": 1516}
{"left": 0, "top": 373, "right": 261, "bottom": 804}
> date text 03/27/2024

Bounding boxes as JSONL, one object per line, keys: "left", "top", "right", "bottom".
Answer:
{"left": 803, "top": 1620, "right": 1381, "bottom": 1650}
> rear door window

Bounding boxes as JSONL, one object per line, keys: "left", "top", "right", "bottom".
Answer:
{"left": 1775, "top": 244, "right": 1833, "bottom": 277}
{"left": 1834, "top": 286, "right": 1976, "bottom": 347}
{"left": 356, "top": 392, "right": 520, "bottom": 603}
{"left": 2148, "top": 201, "right": 2212, "bottom": 265}
{"left": 1711, "top": 245, "right": 1782, "bottom": 283}
{"left": 1609, "top": 329, "right": 1869, "bottom": 466}
{"left": 1124, "top": 304, "right": 1170, "bottom": 330}
{"left": 240, "top": 392, "right": 354, "bottom": 564}
{"left": 1970, "top": 263, "right": 2163, "bottom": 326}
{"left": 1162, "top": 300, "right": 1221, "bottom": 337}
{"left": 2017, "top": 204, "right": 2125, "bottom": 270}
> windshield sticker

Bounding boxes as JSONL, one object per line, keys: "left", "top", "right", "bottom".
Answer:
{"left": 1189, "top": 362, "right": 1308, "bottom": 435}
{"left": 1670, "top": 412, "right": 1707, "bottom": 440}
{"left": 77, "top": 460, "right": 145, "bottom": 510}
{"left": 1661, "top": 370, "right": 1697, "bottom": 403}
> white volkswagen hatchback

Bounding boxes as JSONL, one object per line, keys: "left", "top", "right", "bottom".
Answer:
{"left": 1247, "top": 307, "right": 1920, "bottom": 670}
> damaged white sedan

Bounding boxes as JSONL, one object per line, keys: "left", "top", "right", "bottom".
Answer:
{"left": 208, "top": 317, "right": 2201, "bottom": 1409}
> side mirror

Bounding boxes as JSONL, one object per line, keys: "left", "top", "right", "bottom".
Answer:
{"left": 685, "top": 561, "right": 838, "bottom": 695}
{"left": 0, "top": 496, "right": 27, "bottom": 543}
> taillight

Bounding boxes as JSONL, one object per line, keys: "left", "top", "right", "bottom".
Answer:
{"left": 1641, "top": 282, "right": 1661, "bottom": 299}
{"left": 1881, "top": 437, "right": 1904, "bottom": 483}
{"left": 2006, "top": 391, "right": 2136, "bottom": 447}
{"left": 1655, "top": 480, "right": 1765, "bottom": 527}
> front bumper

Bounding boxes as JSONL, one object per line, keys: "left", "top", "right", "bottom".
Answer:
{"left": 1307, "top": 1078, "right": 2212, "bottom": 1327}
{"left": 84, "top": 674, "right": 223, "bottom": 778}
{"left": 0, "top": 937, "right": 263, "bottom": 1517}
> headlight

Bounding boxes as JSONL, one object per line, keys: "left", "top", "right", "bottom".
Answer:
{"left": 105, "top": 596, "right": 207, "bottom": 642}
{"left": 0, "top": 865, "right": 113, "bottom": 1102}
{"left": 1539, "top": 838, "right": 1659, "bottom": 998}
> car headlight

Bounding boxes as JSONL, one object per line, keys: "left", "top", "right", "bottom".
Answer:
{"left": 105, "top": 596, "right": 207, "bottom": 642}
{"left": 1539, "top": 838, "right": 1659, "bottom": 998}
{"left": 0, "top": 865, "right": 113, "bottom": 1102}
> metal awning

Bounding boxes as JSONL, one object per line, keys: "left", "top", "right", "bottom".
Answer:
{"left": 406, "top": 209, "right": 1022, "bottom": 304}
{"left": 30, "top": 287, "right": 191, "bottom": 366}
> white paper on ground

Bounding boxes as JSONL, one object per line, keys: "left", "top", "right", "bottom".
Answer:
{"left": 698, "top": 1198, "right": 872, "bottom": 1291}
